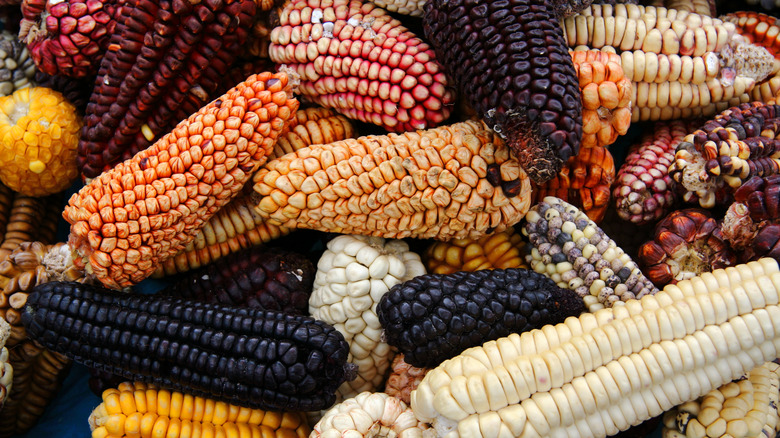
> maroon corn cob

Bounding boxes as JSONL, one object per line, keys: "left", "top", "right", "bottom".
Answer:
{"left": 77, "top": 0, "right": 257, "bottom": 178}
{"left": 722, "top": 174, "right": 780, "bottom": 263}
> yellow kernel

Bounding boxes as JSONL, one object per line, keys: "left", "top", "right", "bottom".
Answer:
{"left": 28, "top": 160, "right": 45, "bottom": 174}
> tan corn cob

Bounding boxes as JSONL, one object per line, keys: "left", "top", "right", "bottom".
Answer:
{"left": 151, "top": 107, "right": 356, "bottom": 277}
{"left": 662, "top": 361, "right": 780, "bottom": 438}
{"left": 647, "top": 0, "right": 716, "bottom": 17}
{"left": 0, "top": 318, "right": 11, "bottom": 409}
{"left": 423, "top": 227, "right": 528, "bottom": 275}
{"left": 411, "top": 258, "right": 780, "bottom": 437}
{"left": 0, "top": 183, "right": 15, "bottom": 246}
{"left": 253, "top": 120, "right": 533, "bottom": 241}
{"left": 0, "top": 193, "right": 56, "bottom": 262}
{"left": 63, "top": 72, "right": 300, "bottom": 289}
{"left": 89, "top": 381, "right": 311, "bottom": 438}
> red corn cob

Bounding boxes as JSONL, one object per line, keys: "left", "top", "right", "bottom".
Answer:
{"left": 722, "top": 174, "right": 780, "bottom": 263}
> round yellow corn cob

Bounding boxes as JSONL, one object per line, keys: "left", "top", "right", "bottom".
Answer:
{"left": 253, "top": 119, "right": 533, "bottom": 241}
{"left": 89, "top": 381, "right": 311, "bottom": 438}
{"left": 0, "top": 87, "right": 81, "bottom": 197}
{"left": 423, "top": 227, "right": 528, "bottom": 275}
{"left": 63, "top": 72, "right": 300, "bottom": 289}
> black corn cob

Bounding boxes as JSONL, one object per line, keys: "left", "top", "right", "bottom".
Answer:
{"left": 377, "top": 268, "right": 584, "bottom": 368}
{"left": 22, "top": 281, "right": 354, "bottom": 411}
{"left": 422, "top": 0, "right": 586, "bottom": 184}
{"left": 77, "top": 0, "right": 257, "bottom": 178}
{"left": 161, "top": 246, "right": 315, "bottom": 315}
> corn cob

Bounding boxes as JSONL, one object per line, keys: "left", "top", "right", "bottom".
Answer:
{"left": 744, "top": 0, "right": 780, "bottom": 10}
{"left": 668, "top": 101, "right": 780, "bottom": 208}
{"left": 662, "top": 361, "right": 780, "bottom": 438}
{"left": 253, "top": 119, "right": 533, "bottom": 241}
{"left": 423, "top": 227, "right": 528, "bottom": 275}
{"left": 0, "top": 183, "right": 15, "bottom": 246}
{"left": 722, "top": 175, "right": 780, "bottom": 263}
{"left": 309, "top": 234, "right": 425, "bottom": 399}
{"left": 89, "top": 381, "right": 312, "bottom": 438}
{"left": 77, "top": 0, "right": 258, "bottom": 178}
{"left": 410, "top": 258, "right": 780, "bottom": 438}
{"left": 0, "top": 317, "right": 12, "bottom": 409}
{"left": 532, "top": 145, "right": 616, "bottom": 223}
{"left": 312, "top": 392, "right": 429, "bottom": 438}
{"left": 0, "top": 31, "right": 36, "bottom": 97}
{"left": 378, "top": 267, "right": 584, "bottom": 369}
{"left": 64, "top": 72, "right": 299, "bottom": 289}
{"left": 269, "top": 0, "right": 454, "bottom": 133}
{"left": 571, "top": 50, "right": 633, "bottom": 149}
{"left": 365, "top": 0, "right": 425, "bottom": 16}
{"left": 522, "top": 196, "right": 658, "bottom": 312}
{"left": 0, "top": 194, "right": 55, "bottom": 261}
{"left": 424, "top": 0, "right": 584, "bottom": 184}
{"left": 152, "top": 107, "right": 355, "bottom": 278}
{"left": 637, "top": 208, "right": 737, "bottom": 287}
{"left": 384, "top": 354, "right": 429, "bottom": 406}
{"left": 613, "top": 120, "right": 694, "bottom": 225}
{"left": 23, "top": 280, "right": 354, "bottom": 411}
{"left": 162, "top": 245, "right": 315, "bottom": 315}
{"left": 0, "top": 86, "right": 81, "bottom": 196}
{"left": 722, "top": 12, "right": 780, "bottom": 106}
{"left": 647, "top": 0, "right": 716, "bottom": 16}
{"left": 32, "top": 70, "right": 92, "bottom": 113}
{"left": 19, "top": 0, "right": 120, "bottom": 78}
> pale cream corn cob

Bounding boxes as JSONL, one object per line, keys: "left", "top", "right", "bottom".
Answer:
{"left": 253, "top": 119, "right": 533, "bottom": 241}
{"left": 312, "top": 392, "right": 429, "bottom": 438}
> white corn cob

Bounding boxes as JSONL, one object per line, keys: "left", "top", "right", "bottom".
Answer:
{"left": 312, "top": 392, "right": 430, "bottom": 437}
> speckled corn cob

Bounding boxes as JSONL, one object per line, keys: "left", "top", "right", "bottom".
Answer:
{"left": 614, "top": 120, "right": 694, "bottom": 225}
{"left": 312, "top": 392, "right": 429, "bottom": 438}
{"left": 378, "top": 267, "right": 584, "bottom": 368}
{"left": 410, "top": 259, "right": 780, "bottom": 438}
{"left": 423, "top": 227, "right": 528, "bottom": 275}
{"left": 424, "top": 0, "right": 584, "bottom": 184}
{"left": 532, "top": 145, "right": 616, "bottom": 223}
{"left": 668, "top": 101, "right": 780, "bottom": 208}
{"left": 64, "top": 72, "right": 299, "bottom": 289}
{"left": 269, "top": 0, "right": 454, "bottom": 133}
{"left": 0, "top": 86, "right": 81, "bottom": 196}
{"left": 384, "top": 354, "right": 429, "bottom": 406}
{"left": 571, "top": 50, "right": 632, "bottom": 148}
{"left": 253, "top": 119, "right": 533, "bottom": 241}
{"left": 89, "top": 381, "right": 312, "bottom": 438}
{"left": 637, "top": 208, "right": 736, "bottom": 287}
{"left": 77, "top": 0, "right": 258, "bottom": 178}
{"left": 662, "top": 361, "right": 780, "bottom": 438}
{"left": 309, "top": 235, "right": 425, "bottom": 399}
{"left": 722, "top": 175, "right": 780, "bottom": 263}
{"left": 522, "top": 196, "right": 658, "bottom": 312}
{"left": 19, "top": 0, "right": 120, "bottom": 78}
{"left": 0, "top": 31, "right": 35, "bottom": 97}
{"left": 152, "top": 107, "right": 355, "bottom": 278}
{"left": 162, "top": 245, "right": 315, "bottom": 314}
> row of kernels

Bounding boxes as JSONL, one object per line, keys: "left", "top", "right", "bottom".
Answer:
{"left": 619, "top": 50, "right": 718, "bottom": 84}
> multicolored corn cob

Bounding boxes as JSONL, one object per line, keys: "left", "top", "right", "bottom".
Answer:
{"left": 637, "top": 208, "right": 736, "bottom": 287}
{"left": 522, "top": 196, "right": 658, "bottom": 312}
{"left": 722, "top": 174, "right": 780, "bottom": 263}
{"left": 0, "top": 31, "right": 36, "bottom": 97}
{"left": 253, "top": 120, "right": 533, "bottom": 241}
{"left": 424, "top": 0, "right": 585, "bottom": 184}
{"left": 77, "top": 0, "right": 258, "bottom": 178}
{"left": 613, "top": 120, "right": 696, "bottom": 225}
{"left": 532, "top": 145, "right": 616, "bottom": 223}
{"left": 423, "top": 227, "right": 528, "bottom": 275}
{"left": 19, "top": 0, "right": 120, "bottom": 78}
{"left": 0, "top": 86, "right": 81, "bottom": 196}
{"left": 312, "top": 392, "right": 429, "bottom": 438}
{"left": 384, "top": 354, "right": 429, "bottom": 406}
{"left": 668, "top": 101, "right": 780, "bottom": 208}
{"left": 64, "top": 72, "right": 299, "bottom": 289}
{"left": 269, "top": 0, "right": 454, "bottom": 132}
{"left": 89, "top": 381, "right": 312, "bottom": 438}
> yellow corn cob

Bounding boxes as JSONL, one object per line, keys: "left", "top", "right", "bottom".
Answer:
{"left": 89, "top": 381, "right": 311, "bottom": 438}
{"left": 423, "top": 227, "right": 528, "bottom": 275}
{"left": 0, "top": 87, "right": 81, "bottom": 197}
{"left": 63, "top": 72, "right": 300, "bottom": 289}
{"left": 152, "top": 107, "right": 356, "bottom": 277}
{"left": 253, "top": 120, "right": 533, "bottom": 241}
{"left": 662, "top": 361, "right": 780, "bottom": 438}
{"left": 411, "top": 258, "right": 780, "bottom": 437}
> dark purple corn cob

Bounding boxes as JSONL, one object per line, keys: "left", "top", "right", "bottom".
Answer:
{"left": 722, "top": 174, "right": 780, "bottom": 263}
{"left": 422, "top": 0, "right": 587, "bottom": 184}
{"left": 22, "top": 281, "right": 354, "bottom": 411}
{"left": 377, "top": 268, "right": 584, "bottom": 368}
{"left": 162, "top": 246, "right": 315, "bottom": 315}
{"left": 77, "top": 0, "right": 257, "bottom": 178}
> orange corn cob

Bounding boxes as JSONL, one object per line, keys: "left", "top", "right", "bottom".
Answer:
{"left": 532, "top": 146, "right": 616, "bottom": 223}
{"left": 63, "top": 72, "right": 299, "bottom": 289}
{"left": 152, "top": 107, "right": 356, "bottom": 277}
{"left": 423, "top": 227, "right": 528, "bottom": 274}
{"left": 0, "top": 87, "right": 81, "bottom": 197}
{"left": 89, "top": 382, "right": 311, "bottom": 438}
{"left": 253, "top": 119, "right": 533, "bottom": 241}
{"left": 571, "top": 50, "right": 633, "bottom": 149}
